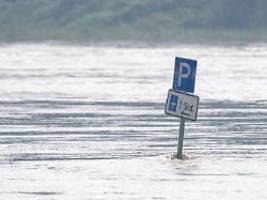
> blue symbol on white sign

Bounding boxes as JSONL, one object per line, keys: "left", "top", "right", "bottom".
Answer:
{"left": 168, "top": 94, "right": 178, "bottom": 112}
{"left": 172, "top": 57, "right": 197, "bottom": 93}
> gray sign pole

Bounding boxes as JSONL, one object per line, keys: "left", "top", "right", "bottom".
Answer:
{"left": 177, "top": 118, "right": 185, "bottom": 159}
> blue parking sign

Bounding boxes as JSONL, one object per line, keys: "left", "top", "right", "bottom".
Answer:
{"left": 172, "top": 57, "right": 197, "bottom": 93}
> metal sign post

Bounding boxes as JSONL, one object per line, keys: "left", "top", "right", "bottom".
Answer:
{"left": 165, "top": 56, "right": 199, "bottom": 159}
{"left": 177, "top": 118, "right": 185, "bottom": 159}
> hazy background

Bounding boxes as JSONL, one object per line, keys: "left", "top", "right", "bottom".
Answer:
{"left": 1, "top": 0, "right": 267, "bottom": 44}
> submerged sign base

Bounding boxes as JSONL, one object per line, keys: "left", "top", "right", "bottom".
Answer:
{"left": 165, "top": 89, "right": 199, "bottom": 121}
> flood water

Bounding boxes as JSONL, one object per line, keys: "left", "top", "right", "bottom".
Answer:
{"left": 0, "top": 43, "right": 267, "bottom": 199}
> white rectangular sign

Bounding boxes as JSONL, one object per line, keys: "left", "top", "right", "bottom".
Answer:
{"left": 165, "top": 90, "right": 199, "bottom": 121}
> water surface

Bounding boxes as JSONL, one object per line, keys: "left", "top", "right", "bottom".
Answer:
{"left": 0, "top": 44, "right": 267, "bottom": 200}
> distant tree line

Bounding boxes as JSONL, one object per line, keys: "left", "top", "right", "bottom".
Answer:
{"left": 0, "top": 0, "right": 267, "bottom": 42}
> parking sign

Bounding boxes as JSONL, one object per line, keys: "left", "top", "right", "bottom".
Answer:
{"left": 172, "top": 57, "right": 197, "bottom": 93}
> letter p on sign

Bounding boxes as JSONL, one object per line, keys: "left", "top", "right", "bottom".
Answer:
{"left": 172, "top": 57, "right": 197, "bottom": 93}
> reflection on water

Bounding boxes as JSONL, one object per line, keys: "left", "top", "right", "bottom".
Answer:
{"left": 0, "top": 44, "right": 267, "bottom": 199}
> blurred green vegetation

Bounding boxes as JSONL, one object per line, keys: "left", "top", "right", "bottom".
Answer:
{"left": 0, "top": 0, "right": 267, "bottom": 43}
